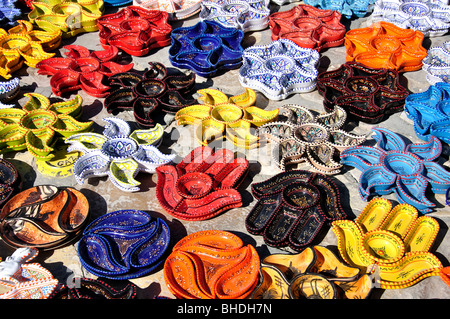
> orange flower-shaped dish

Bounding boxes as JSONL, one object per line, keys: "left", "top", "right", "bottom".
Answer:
{"left": 345, "top": 21, "right": 427, "bottom": 72}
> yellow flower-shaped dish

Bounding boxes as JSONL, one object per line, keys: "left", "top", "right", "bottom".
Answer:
{"left": 175, "top": 88, "right": 279, "bottom": 149}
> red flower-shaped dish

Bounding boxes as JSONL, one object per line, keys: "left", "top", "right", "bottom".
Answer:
{"left": 269, "top": 5, "right": 346, "bottom": 52}
{"left": 97, "top": 6, "right": 172, "bottom": 57}
{"left": 36, "top": 45, "right": 134, "bottom": 98}
{"left": 156, "top": 146, "right": 249, "bottom": 221}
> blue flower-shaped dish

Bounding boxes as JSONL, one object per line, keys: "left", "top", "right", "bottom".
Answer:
{"left": 0, "top": 77, "right": 19, "bottom": 108}
{"left": 304, "top": 0, "right": 375, "bottom": 18}
{"left": 78, "top": 210, "right": 170, "bottom": 280}
{"left": 422, "top": 41, "right": 450, "bottom": 85}
{"left": 104, "top": 0, "right": 132, "bottom": 6}
{"left": 168, "top": 20, "right": 244, "bottom": 77}
{"left": 0, "top": 0, "right": 22, "bottom": 28}
{"left": 239, "top": 39, "right": 320, "bottom": 100}
{"left": 340, "top": 128, "right": 450, "bottom": 213}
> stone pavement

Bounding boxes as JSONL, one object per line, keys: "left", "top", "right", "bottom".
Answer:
{"left": 1, "top": 2, "right": 450, "bottom": 299}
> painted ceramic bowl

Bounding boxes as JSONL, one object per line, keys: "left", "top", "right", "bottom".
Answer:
{"left": 0, "top": 77, "right": 19, "bottom": 108}
{"left": 0, "top": 0, "right": 22, "bottom": 28}
{"left": 303, "top": 0, "right": 376, "bottom": 18}
{"left": 78, "top": 209, "right": 170, "bottom": 280}
{"left": 0, "top": 159, "right": 21, "bottom": 209}
{"left": 239, "top": 39, "right": 320, "bottom": 100}
{"left": 133, "top": 0, "right": 201, "bottom": 19}
{"left": 422, "top": 41, "right": 450, "bottom": 85}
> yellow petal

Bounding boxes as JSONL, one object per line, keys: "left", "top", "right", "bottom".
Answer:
{"left": 175, "top": 104, "right": 211, "bottom": 125}
{"left": 52, "top": 114, "right": 93, "bottom": 137}
{"left": 197, "top": 88, "right": 228, "bottom": 105}
{"left": 49, "top": 95, "right": 83, "bottom": 118}
{"left": 228, "top": 88, "right": 256, "bottom": 107}
{"left": 226, "top": 119, "right": 259, "bottom": 149}
{"left": 22, "top": 93, "right": 51, "bottom": 111}
{"left": 243, "top": 106, "right": 279, "bottom": 126}
{"left": 195, "top": 118, "right": 225, "bottom": 145}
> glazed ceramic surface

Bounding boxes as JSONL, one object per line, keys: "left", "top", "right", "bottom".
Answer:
{"left": 303, "top": 0, "right": 375, "bottom": 18}
{"left": 345, "top": 21, "right": 427, "bottom": 72}
{"left": 0, "top": 158, "right": 21, "bottom": 208}
{"left": 422, "top": 41, "right": 450, "bottom": 85}
{"left": 66, "top": 117, "right": 175, "bottom": 192}
{"left": 175, "top": 88, "right": 278, "bottom": 149}
{"left": 340, "top": 128, "right": 450, "bottom": 213}
{"left": 239, "top": 39, "right": 320, "bottom": 100}
{"left": 36, "top": 45, "right": 134, "bottom": 98}
{"left": 156, "top": 145, "right": 249, "bottom": 220}
{"left": 78, "top": 210, "right": 170, "bottom": 279}
{"left": 257, "top": 104, "right": 367, "bottom": 173}
{"left": 0, "top": 93, "right": 92, "bottom": 161}
{"left": 105, "top": 62, "right": 196, "bottom": 128}
{"left": 317, "top": 61, "right": 409, "bottom": 123}
{"left": 97, "top": 6, "right": 172, "bottom": 56}
{"left": 246, "top": 170, "right": 347, "bottom": 251}
{"left": 269, "top": 5, "right": 346, "bottom": 52}
{"left": 0, "top": 0, "right": 22, "bottom": 28}
{"left": 169, "top": 20, "right": 244, "bottom": 77}
{"left": 133, "top": 0, "right": 201, "bottom": 19}
{"left": 0, "top": 77, "right": 19, "bottom": 108}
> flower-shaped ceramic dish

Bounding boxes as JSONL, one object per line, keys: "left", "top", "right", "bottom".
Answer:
{"left": 303, "top": 0, "right": 375, "bottom": 18}
{"left": 0, "top": 77, "right": 19, "bottom": 108}
{"left": 345, "top": 21, "right": 427, "bottom": 72}
{"left": 371, "top": 0, "right": 450, "bottom": 37}
{"left": 340, "top": 128, "right": 450, "bottom": 213}
{"left": 332, "top": 198, "right": 443, "bottom": 289}
{"left": 199, "top": 0, "right": 270, "bottom": 33}
{"left": 28, "top": 0, "right": 104, "bottom": 38}
{"left": 246, "top": 170, "right": 347, "bottom": 251}
{"left": 238, "top": 39, "right": 320, "bottom": 100}
{"left": 0, "top": 185, "right": 90, "bottom": 250}
{"left": 251, "top": 245, "right": 373, "bottom": 299}
{"left": 97, "top": 6, "right": 172, "bottom": 57}
{"left": 156, "top": 145, "right": 249, "bottom": 220}
{"left": 422, "top": 41, "right": 450, "bottom": 85}
{"left": 169, "top": 20, "right": 244, "bottom": 77}
{"left": 257, "top": 104, "right": 367, "bottom": 174}
{"left": 404, "top": 82, "right": 450, "bottom": 144}
{"left": 133, "top": 0, "right": 202, "bottom": 20}
{"left": 0, "top": 93, "right": 92, "bottom": 161}
{"left": 176, "top": 88, "right": 278, "bottom": 149}
{"left": 105, "top": 62, "right": 196, "bottom": 128}
{"left": 66, "top": 117, "right": 175, "bottom": 192}
{"left": 0, "top": 248, "right": 59, "bottom": 299}
{"left": 36, "top": 45, "right": 134, "bottom": 98}
{"left": 78, "top": 209, "right": 170, "bottom": 280}
{"left": 317, "top": 61, "right": 409, "bottom": 123}
{"left": 164, "top": 230, "right": 260, "bottom": 299}
{"left": 269, "top": 5, "right": 346, "bottom": 52}
{"left": 0, "top": 0, "right": 23, "bottom": 28}
{"left": 0, "top": 159, "right": 21, "bottom": 209}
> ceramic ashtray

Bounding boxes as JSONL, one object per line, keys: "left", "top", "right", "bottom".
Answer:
{"left": 246, "top": 170, "right": 347, "bottom": 252}
{"left": 97, "top": 6, "right": 172, "bottom": 56}
{"left": 36, "top": 45, "right": 134, "bottom": 98}
{"left": 66, "top": 117, "right": 175, "bottom": 192}
{"left": 169, "top": 20, "right": 244, "bottom": 77}
{"left": 78, "top": 209, "right": 170, "bottom": 280}
{"left": 164, "top": 230, "right": 260, "bottom": 299}
{"left": 317, "top": 61, "right": 409, "bottom": 123}
{"left": 239, "top": 39, "right": 320, "bottom": 100}
{"left": 257, "top": 104, "right": 367, "bottom": 174}
{"left": 0, "top": 93, "right": 92, "bottom": 161}
{"left": 0, "top": 77, "right": 19, "bottom": 108}
{"left": 269, "top": 5, "right": 346, "bottom": 52}
{"left": 303, "top": 0, "right": 375, "bottom": 18}
{"left": 105, "top": 62, "right": 196, "bottom": 128}
{"left": 340, "top": 127, "right": 450, "bottom": 213}
{"left": 199, "top": 0, "right": 270, "bottom": 32}
{"left": 422, "top": 41, "right": 450, "bottom": 85}
{"left": 0, "top": 185, "right": 90, "bottom": 250}
{"left": 156, "top": 145, "right": 249, "bottom": 220}
{"left": 175, "top": 88, "right": 278, "bottom": 149}
{"left": 132, "top": 0, "right": 202, "bottom": 20}
{"left": 0, "top": 159, "right": 21, "bottom": 209}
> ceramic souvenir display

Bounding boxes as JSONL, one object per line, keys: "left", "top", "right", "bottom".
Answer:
{"left": 78, "top": 209, "right": 170, "bottom": 280}
{"left": 133, "top": 0, "right": 202, "bottom": 20}
{"left": 169, "top": 20, "right": 244, "bottom": 77}
{"left": 404, "top": 82, "right": 450, "bottom": 144}
{"left": 97, "top": 6, "right": 172, "bottom": 56}
{"left": 332, "top": 198, "right": 443, "bottom": 289}
{"left": 303, "top": 0, "right": 375, "bottom": 18}
{"left": 246, "top": 170, "right": 347, "bottom": 251}
{"left": 105, "top": 62, "right": 196, "bottom": 128}
{"left": 345, "top": 21, "right": 427, "bottom": 72}
{"left": 0, "top": 185, "right": 90, "bottom": 250}
{"left": 199, "top": 0, "right": 270, "bottom": 32}
{"left": 0, "top": 0, "right": 22, "bottom": 28}
{"left": 28, "top": 0, "right": 104, "bottom": 38}
{"left": 0, "top": 93, "right": 92, "bottom": 161}
{"left": 156, "top": 145, "right": 249, "bottom": 220}
{"left": 422, "top": 41, "right": 450, "bottom": 85}
{"left": 257, "top": 104, "right": 367, "bottom": 173}
{"left": 269, "top": 5, "right": 346, "bottom": 52}
{"left": 340, "top": 128, "right": 450, "bottom": 213}
{"left": 0, "top": 77, "right": 19, "bottom": 108}
{"left": 238, "top": 39, "right": 320, "bottom": 100}
{"left": 163, "top": 230, "right": 260, "bottom": 299}
{"left": 371, "top": 0, "right": 450, "bottom": 37}
{"left": 252, "top": 246, "right": 373, "bottom": 299}
{"left": 175, "top": 88, "right": 278, "bottom": 149}
{"left": 0, "top": 159, "right": 21, "bottom": 208}
{"left": 0, "top": 247, "right": 58, "bottom": 299}
{"left": 66, "top": 117, "right": 175, "bottom": 192}
{"left": 36, "top": 45, "right": 134, "bottom": 98}
{"left": 317, "top": 61, "right": 409, "bottom": 123}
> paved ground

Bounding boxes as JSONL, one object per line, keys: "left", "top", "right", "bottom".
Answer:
{"left": 2, "top": 2, "right": 450, "bottom": 299}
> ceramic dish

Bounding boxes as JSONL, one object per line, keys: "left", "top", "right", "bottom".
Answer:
{"left": 0, "top": 0, "right": 22, "bottom": 28}
{"left": 422, "top": 41, "right": 450, "bottom": 85}
{"left": 0, "top": 158, "right": 21, "bottom": 209}
{"left": 0, "top": 77, "right": 19, "bottom": 108}
{"left": 303, "top": 0, "right": 375, "bottom": 18}
{"left": 132, "top": 0, "right": 202, "bottom": 20}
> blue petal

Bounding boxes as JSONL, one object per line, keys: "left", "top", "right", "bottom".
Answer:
{"left": 405, "top": 136, "right": 442, "bottom": 162}
{"left": 395, "top": 175, "right": 435, "bottom": 213}
{"left": 358, "top": 164, "right": 396, "bottom": 201}
{"left": 421, "top": 161, "right": 450, "bottom": 194}
{"left": 372, "top": 128, "right": 406, "bottom": 152}
{"left": 340, "top": 145, "right": 385, "bottom": 172}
